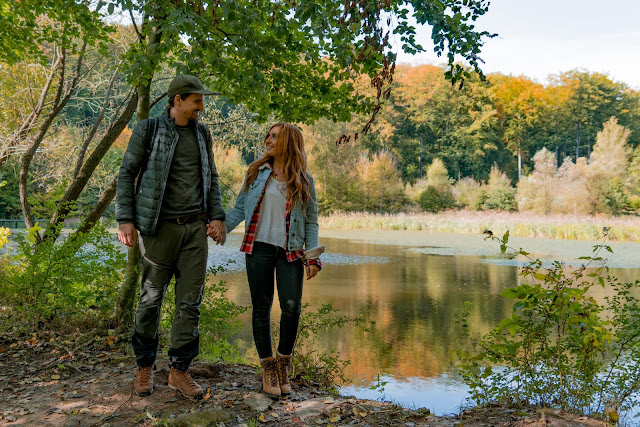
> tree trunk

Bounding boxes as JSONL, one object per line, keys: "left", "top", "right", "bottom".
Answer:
{"left": 115, "top": 246, "right": 141, "bottom": 324}
{"left": 575, "top": 121, "right": 581, "bottom": 159}
{"left": 72, "top": 176, "right": 118, "bottom": 237}
{"left": 114, "top": 23, "right": 161, "bottom": 326}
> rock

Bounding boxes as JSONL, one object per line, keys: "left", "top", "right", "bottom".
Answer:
{"left": 189, "top": 363, "right": 220, "bottom": 378}
{"left": 171, "top": 409, "right": 231, "bottom": 426}
{"left": 243, "top": 392, "right": 273, "bottom": 412}
{"left": 292, "top": 397, "right": 327, "bottom": 419}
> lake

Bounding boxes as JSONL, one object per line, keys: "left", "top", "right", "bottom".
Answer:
{"left": 208, "top": 229, "right": 640, "bottom": 415}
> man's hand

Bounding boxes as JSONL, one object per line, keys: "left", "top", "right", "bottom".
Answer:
{"left": 305, "top": 264, "right": 320, "bottom": 280}
{"left": 118, "top": 223, "right": 138, "bottom": 247}
{"left": 206, "top": 220, "right": 226, "bottom": 245}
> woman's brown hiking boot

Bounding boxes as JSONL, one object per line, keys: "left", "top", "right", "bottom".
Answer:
{"left": 276, "top": 353, "right": 292, "bottom": 395}
{"left": 168, "top": 367, "right": 203, "bottom": 400}
{"left": 260, "top": 357, "right": 281, "bottom": 397}
{"left": 134, "top": 366, "right": 154, "bottom": 396}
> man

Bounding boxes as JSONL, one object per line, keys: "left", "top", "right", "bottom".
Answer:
{"left": 116, "top": 75, "right": 226, "bottom": 400}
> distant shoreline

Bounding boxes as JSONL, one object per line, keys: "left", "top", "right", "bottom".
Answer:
{"left": 318, "top": 211, "right": 640, "bottom": 242}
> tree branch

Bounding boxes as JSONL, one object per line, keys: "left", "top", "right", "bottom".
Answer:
{"left": 73, "top": 64, "right": 120, "bottom": 178}
{"left": 71, "top": 176, "right": 117, "bottom": 238}
{"left": 20, "top": 46, "right": 67, "bottom": 237}
{"left": 0, "top": 52, "right": 62, "bottom": 168}
{"left": 44, "top": 89, "right": 138, "bottom": 241}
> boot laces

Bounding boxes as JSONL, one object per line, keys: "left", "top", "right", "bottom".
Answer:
{"left": 177, "top": 369, "right": 198, "bottom": 387}
{"left": 278, "top": 357, "right": 290, "bottom": 383}
{"left": 138, "top": 367, "right": 152, "bottom": 382}
{"left": 266, "top": 359, "right": 279, "bottom": 387}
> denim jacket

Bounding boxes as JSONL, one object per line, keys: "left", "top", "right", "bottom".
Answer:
{"left": 224, "top": 164, "right": 319, "bottom": 252}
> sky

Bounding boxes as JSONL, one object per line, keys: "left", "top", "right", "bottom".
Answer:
{"left": 395, "top": 0, "right": 640, "bottom": 89}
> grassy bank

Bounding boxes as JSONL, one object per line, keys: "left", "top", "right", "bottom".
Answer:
{"left": 319, "top": 211, "right": 640, "bottom": 242}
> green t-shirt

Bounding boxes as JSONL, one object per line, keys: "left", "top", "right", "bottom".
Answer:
{"left": 160, "top": 122, "right": 204, "bottom": 219}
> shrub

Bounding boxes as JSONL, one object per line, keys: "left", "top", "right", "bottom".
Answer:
{"left": 0, "top": 223, "right": 125, "bottom": 327}
{"left": 405, "top": 177, "right": 430, "bottom": 203}
{"left": 426, "top": 158, "right": 453, "bottom": 192}
{"left": 285, "top": 302, "right": 372, "bottom": 391}
{"left": 418, "top": 185, "right": 456, "bottom": 213}
{"left": 456, "top": 230, "right": 640, "bottom": 419}
{"left": 602, "top": 177, "right": 629, "bottom": 214}
{"left": 483, "top": 165, "right": 516, "bottom": 211}
{"left": 454, "top": 177, "right": 485, "bottom": 210}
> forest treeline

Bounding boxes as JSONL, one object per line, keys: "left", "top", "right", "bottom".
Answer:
{"left": 1, "top": 61, "right": 639, "bottom": 220}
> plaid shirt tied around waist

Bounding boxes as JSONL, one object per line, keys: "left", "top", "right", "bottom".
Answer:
{"left": 239, "top": 180, "right": 322, "bottom": 270}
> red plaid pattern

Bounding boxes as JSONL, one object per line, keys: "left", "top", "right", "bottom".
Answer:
{"left": 239, "top": 178, "right": 321, "bottom": 270}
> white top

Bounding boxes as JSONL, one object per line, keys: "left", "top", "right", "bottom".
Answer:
{"left": 255, "top": 176, "right": 287, "bottom": 248}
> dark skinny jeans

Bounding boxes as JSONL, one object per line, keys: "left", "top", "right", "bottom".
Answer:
{"left": 246, "top": 241, "right": 304, "bottom": 359}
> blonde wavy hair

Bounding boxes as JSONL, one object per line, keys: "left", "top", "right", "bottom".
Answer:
{"left": 243, "top": 122, "right": 311, "bottom": 212}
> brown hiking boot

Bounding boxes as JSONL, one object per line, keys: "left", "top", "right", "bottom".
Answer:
{"left": 276, "top": 353, "right": 292, "bottom": 395}
{"left": 260, "top": 357, "right": 281, "bottom": 397}
{"left": 134, "top": 366, "right": 154, "bottom": 396}
{"left": 168, "top": 367, "right": 203, "bottom": 400}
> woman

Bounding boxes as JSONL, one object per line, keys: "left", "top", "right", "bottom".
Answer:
{"left": 221, "top": 122, "right": 321, "bottom": 397}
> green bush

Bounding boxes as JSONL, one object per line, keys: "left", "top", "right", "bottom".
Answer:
{"left": 456, "top": 230, "right": 640, "bottom": 420}
{"left": 483, "top": 165, "right": 517, "bottom": 211}
{"left": 482, "top": 186, "right": 517, "bottom": 211}
{"left": 285, "top": 302, "right": 372, "bottom": 391}
{"left": 0, "top": 223, "right": 125, "bottom": 326}
{"left": 454, "top": 177, "right": 486, "bottom": 210}
{"left": 418, "top": 185, "right": 456, "bottom": 213}
{"left": 603, "top": 177, "right": 629, "bottom": 214}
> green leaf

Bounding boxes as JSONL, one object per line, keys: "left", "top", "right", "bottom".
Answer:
{"left": 532, "top": 272, "right": 546, "bottom": 281}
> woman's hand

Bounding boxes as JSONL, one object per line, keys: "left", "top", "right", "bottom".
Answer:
{"left": 305, "top": 264, "right": 319, "bottom": 280}
{"left": 207, "top": 220, "right": 226, "bottom": 245}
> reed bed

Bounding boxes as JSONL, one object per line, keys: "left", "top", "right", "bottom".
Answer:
{"left": 318, "top": 211, "right": 640, "bottom": 242}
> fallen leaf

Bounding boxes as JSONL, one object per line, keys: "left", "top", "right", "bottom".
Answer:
{"left": 259, "top": 413, "right": 267, "bottom": 423}
{"left": 329, "top": 415, "right": 341, "bottom": 422}
{"left": 51, "top": 375, "right": 61, "bottom": 380}
{"left": 270, "top": 412, "right": 279, "bottom": 418}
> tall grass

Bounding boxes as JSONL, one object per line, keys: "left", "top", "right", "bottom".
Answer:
{"left": 319, "top": 211, "right": 640, "bottom": 242}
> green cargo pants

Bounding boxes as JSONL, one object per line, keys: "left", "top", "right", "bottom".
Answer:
{"left": 131, "top": 220, "right": 208, "bottom": 370}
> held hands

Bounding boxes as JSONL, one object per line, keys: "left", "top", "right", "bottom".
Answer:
{"left": 305, "top": 264, "right": 319, "bottom": 280}
{"left": 117, "top": 223, "right": 138, "bottom": 247}
{"left": 206, "top": 220, "right": 226, "bottom": 245}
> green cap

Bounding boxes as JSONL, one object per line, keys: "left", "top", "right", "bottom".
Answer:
{"left": 167, "top": 75, "right": 216, "bottom": 99}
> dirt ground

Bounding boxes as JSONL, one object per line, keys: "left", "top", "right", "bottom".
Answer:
{"left": 0, "top": 330, "right": 610, "bottom": 426}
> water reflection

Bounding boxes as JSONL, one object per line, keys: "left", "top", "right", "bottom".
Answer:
{"left": 207, "top": 233, "right": 640, "bottom": 414}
